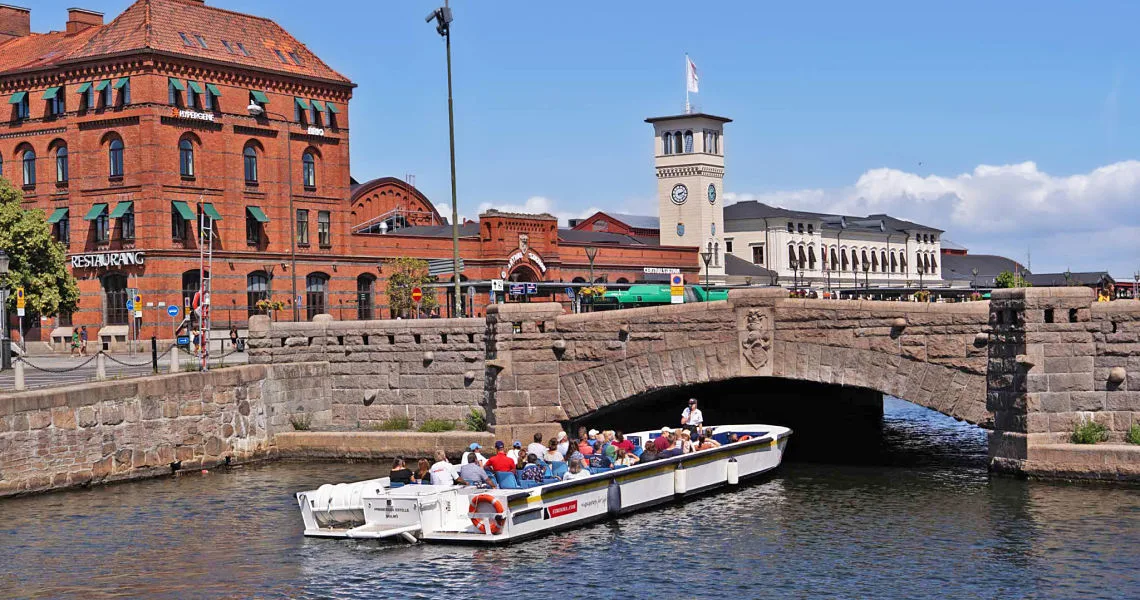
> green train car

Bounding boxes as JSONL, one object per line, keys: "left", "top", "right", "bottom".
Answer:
{"left": 589, "top": 284, "right": 728, "bottom": 310}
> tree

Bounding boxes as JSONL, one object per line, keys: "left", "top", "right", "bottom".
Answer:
{"left": 0, "top": 177, "right": 80, "bottom": 321}
{"left": 384, "top": 257, "right": 437, "bottom": 318}
{"left": 995, "top": 270, "right": 1032, "bottom": 288}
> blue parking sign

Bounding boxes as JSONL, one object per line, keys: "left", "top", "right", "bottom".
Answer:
{"left": 167, "top": 305, "right": 180, "bottom": 317}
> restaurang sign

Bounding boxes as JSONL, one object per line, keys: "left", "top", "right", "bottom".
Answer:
{"left": 70, "top": 251, "right": 146, "bottom": 269}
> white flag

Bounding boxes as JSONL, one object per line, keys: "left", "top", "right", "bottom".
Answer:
{"left": 686, "top": 56, "right": 699, "bottom": 93}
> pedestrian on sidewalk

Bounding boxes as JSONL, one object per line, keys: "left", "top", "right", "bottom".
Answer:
{"left": 79, "top": 326, "right": 89, "bottom": 356}
{"left": 70, "top": 330, "right": 80, "bottom": 357}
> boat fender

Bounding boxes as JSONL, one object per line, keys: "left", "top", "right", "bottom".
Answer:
{"left": 468, "top": 493, "right": 506, "bottom": 535}
{"left": 607, "top": 479, "right": 622, "bottom": 515}
{"left": 674, "top": 464, "right": 688, "bottom": 495}
{"left": 727, "top": 458, "right": 739, "bottom": 485}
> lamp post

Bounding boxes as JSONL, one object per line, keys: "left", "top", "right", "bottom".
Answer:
{"left": 584, "top": 245, "right": 598, "bottom": 283}
{"left": 426, "top": 3, "right": 462, "bottom": 319}
{"left": 1063, "top": 269, "right": 1072, "bottom": 287}
{"left": 790, "top": 258, "right": 800, "bottom": 294}
{"left": 0, "top": 248, "right": 9, "bottom": 370}
{"left": 971, "top": 267, "right": 978, "bottom": 293}
{"left": 1134, "top": 271, "right": 1139, "bottom": 299}
{"left": 246, "top": 102, "right": 298, "bottom": 321}
{"left": 862, "top": 262, "right": 870, "bottom": 291}
{"left": 700, "top": 250, "right": 713, "bottom": 300}
{"left": 824, "top": 264, "right": 831, "bottom": 298}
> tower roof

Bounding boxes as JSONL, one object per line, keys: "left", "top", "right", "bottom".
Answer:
{"left": 645, "top": 112, "right": 732, "bottom": 124}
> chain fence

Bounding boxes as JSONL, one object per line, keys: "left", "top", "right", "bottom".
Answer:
{"left": 15, "top": 354, "right": 99, "bottom": 374}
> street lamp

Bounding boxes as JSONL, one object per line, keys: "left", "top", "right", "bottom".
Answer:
{"left": 584, "top": 245, "right": 598, "bottom": 283}
{"left": 0, "top": 248, "right": 9, "bottom": 370}
{"left": 247, "top": 102, "right": 299, "bottom": 321}
{"left": 1134, "top": 271, "right": 1139, "bottom": 299}
{"left": 971, "top": 267, "right": 978, "bottom": 292}
{"left": 426, "top": 4, "right": 462, "bottom": 318}
{"left": 862, "top": 262, "right": 870, "bottom": 290}
{"left": 700, "top": 250, "right": 713, "bottom": 300}
{"left": 1063, "top": 269, "right": 1073, "bottom": 286}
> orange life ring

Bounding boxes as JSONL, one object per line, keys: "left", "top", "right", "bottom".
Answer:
{"left": 192, "top": 291, "right": 202, "bottom": 310}
{"left": 468, "top": 493, "right": 506, "bottom": 534}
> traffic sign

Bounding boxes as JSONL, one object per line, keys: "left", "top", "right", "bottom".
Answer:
{"left": 15, "top": 287, "right": 24, "bottom": 309}
{"left": 565, "top": 287, "right": 575, "bottom": 301}
{"left": 670, "top": 274, "right": 684, "bottom": 304}
{"left": 411, "top": 287, "right": 423, "bottom": 303}
{"left": 524, "top": 283, "right": 538, "bottom": 295}
{"left": 126, "top": 298, "right": 135, "bottom": 310}
{"left": 490, "top": 279, "right": 504, "bottom": 292}
{"left": 167, "top": 305, "right": 180, "bottom": 317}
{"left": 508, "top": 283, "right": 525, "bottom": 296}
{"left": 670, "top": 274, "right": 683, "bottom": 286}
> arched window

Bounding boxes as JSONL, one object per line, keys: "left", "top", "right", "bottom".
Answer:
{"left": 616, "top": 277, "right": 629, "bottom": 284}
{"left": 54, "top": 144, "right": 69, "bottom": 183}
{"left": 871, "top": 251, "right": 879, "bottom": 272}
{"left": 851, "top": 250, "right": 859, "bottom": 272}
{"left": 881, "top": 251, "right": 888, "bottom": 273}
{"left": 21, "top": 149, "right": 35, "bottom": 186}
{"left": 808, "top": 245, "right": 817, "bottom": 270}
{"left": 714, "top": 241, "right": 720, "bottom": 267}
{"left": 890, "top": 252, "right": 898, "bottom": 273}
{"left": 102, "top": 273, "right": 129, "bottom": 326}
{"left": 109, "top": 139, "right": 124, "bottom": 177}
{"left": 841, "top": 249, "right": 849, "bottom": 271}
{"left": 302, "top": 151, "right": 316, "bottom": 187}
{"left": 357, "top": 274, "right": 375, "bottom": 320}
{"left": 663, "top": 133, "right": 673, "bottom": 155}
{"left": 899, "top": 255, "right": 907, "bottom": 273}
{"left": 243, "top": 145, "right": 258, "bottom": 183}
{"left": 788, "top": 244, "right": 797, "bottom": 268}
{"left": 859, "top": 250, "right": 868, "bottom": 271}
{"left": 831, "top": 247, "right": 839, "bottom": 271}
{"left": 916, "top": 252, "right": 925, "bottom": 274}
{"left": 929, "top": 254, "right": 938, "bottom": 272}
{"left": 798, "top": 246, "right": 807, "bottom": 270}
{"left": 181, "top": 270, "right": 206, "bottom": 319}
{"left": 683, "top": 130, "right": 694, "bottom": 153}
{"left": 306, "top": 272, "right": 329, "bottom": 320}
{"left": 179, "top": 138, "right": 195, "bottom": 177}
{"left": 672, "top": 132, "right": 682, "bottom": 156}
{"left": 247, "top": 271, "right": 270, "bottom": 317}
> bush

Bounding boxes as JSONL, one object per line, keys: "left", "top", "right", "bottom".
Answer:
{"left": 465, "top": 408, "right": 487, "bottom": 432}
{"left": 1126, "top": 424, "right": 1140, "bottom": 445}
{"left": 289, "top": 414, "right": 312, "bottom": 431}
{"left": 371, "top": 416, "right": 411, "bottom": 431}
{"left": 418, "top": 419, "right": 456, "bottom": 433}
{"left": 1070, "top": 420, "right": 1108, "bottom": 444}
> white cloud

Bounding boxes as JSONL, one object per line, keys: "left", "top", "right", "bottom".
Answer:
{"left": 476, "top": 196, "right": 603, "bottom": 226}
{"left": 726, "top": 161, "right": 1140, "bottom": 276}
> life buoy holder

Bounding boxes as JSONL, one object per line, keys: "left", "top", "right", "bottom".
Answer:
{"left": 192, "top": 291, "right": 209, "bottom": 319}
{"left": 468, "top": 493, "right": 506, "bottom": 534}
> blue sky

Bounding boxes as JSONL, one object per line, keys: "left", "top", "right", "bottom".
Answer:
{"left": 30, "top": 0, "right": 1140, "bottom": 276}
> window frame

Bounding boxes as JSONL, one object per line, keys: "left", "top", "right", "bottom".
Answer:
{"left": 102, "top": 273, "right": 130, "bottom": 326}
{"left": 243, "top": 145, "right": 259, "bottom": 184}
{"left": 245, "top": 209, "right": 262, "bottom": 246}
{"left": 305, "top": 273, "right": 329, "bottom": 321}
{"left": 119, "top": 206, "right": 135, "bottom": 242}
{"left": 15, "top": 93, "right": 30, "bottom": 119}
{"left": 317, "top": 210, "right": 331, "bottom": 247}
{"left": 95, "top": 211, "right": 110, "bottom": 244}
{"left": 302, "top": 151, "right": 316, "bottom": 187}
{"left": 55, "top": 146, "right": 69, "bottom": 183}
{"left": 296, "top": 208, "right": 310, "bottom": 245}
{"left": 752, "top": 245, "right": 764, "bottom": 265}
{"left": 55, "top": 212, "right": 70, "bottom": 245}
{"left": 356, "top": 275, "right": 375, "bottom": 320}
{"left": 171, "top": 206, "right": 187, "bottom": 241}
{"left": 21, "top": 149, "right": 35, "bottom": 187}
{"left": 247, "top": 271, "right": 271, "bottom": 316}
{"left": 108, "top": 138, "right": 124, "bottom": 178}
{"left": 179, "top": 138, "right": 195, "bottom": 178}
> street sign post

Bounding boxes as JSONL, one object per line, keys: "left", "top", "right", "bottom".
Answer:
{"left": 167, "top": 304, "right": 180, "bottom": 342}
{"left": 524, "top": 283, "right": 538, "bottom": 296}
{"left": 411, "top": 287, "right": 423, "bottom": 318}
{"left": 670, "top": 274, "right": 684, "bottom": 304}
{"left": 490, "top": 279, "right": 504, "bottom": 292}
{"left": 508, "top": 283, "right": 525, "bottom": 296}
{"left": 15, "top": 287, "right": 24, "bottom": 351}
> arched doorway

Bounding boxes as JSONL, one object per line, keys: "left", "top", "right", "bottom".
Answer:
{"left": 508, "top": 265, "right": 540, "bottom": 282}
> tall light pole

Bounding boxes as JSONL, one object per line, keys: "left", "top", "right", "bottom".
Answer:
{"left": 700, "top": 250, "right": 713, "bottom": 300}
{"left": 427, "top": 4, "right": 462, "bottom": 318}
{"left": 247, "top": 102, "right": 298, "bottom": 321}
{"left": 971, "top": 267, "right": 978, "bottom": 293}
{"left": 0, "top": 248, "right": 9, "bottom": 370}
{"left": 862, "top": 262, "right": 870, "bottom": 290}
{"left": 1134, "top": 271, "right": 1139, "bottom": 299}
{"left": 584, "top": 246, "right": 598, "bottom": 283}
{"left": 790, "top": 257, "right": 800, "bottom": 294}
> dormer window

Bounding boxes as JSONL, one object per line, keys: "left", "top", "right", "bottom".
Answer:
{"left": 807, "top": 224, "right": 813, "bottom": 234}
{"left": 787, "top": 222, "right": 794, "bottom": 233}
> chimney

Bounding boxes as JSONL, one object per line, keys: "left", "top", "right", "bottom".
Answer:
{"left": 65, "top": 7, "right": 103, "bottom": 36}
{"left": 0, "top": 4, "right": 30, "bottom": 44}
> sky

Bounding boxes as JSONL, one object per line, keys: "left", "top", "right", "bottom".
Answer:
{"left": 28, "top": 0, "right": 1140, "bottom": 277}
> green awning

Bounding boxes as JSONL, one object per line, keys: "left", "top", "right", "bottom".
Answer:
{"left": 205, "top": 83, "right": 221, "bottom": 96}
{"left": 46, "top": 208, "right": 69, "bottom": 224}
{"left": 94, "top": 80, "right": 110, "bottom": 91}
{"left": 327, "top": 103, "right": 340, "bottom": 114}
{"left": 250, "top": 90, "right": 269, "bottom": 103}
{"left": 84, "top": 203, "right": 108, "bottom": 221}
{"left": 108, "top": 201, "right": 133, "bottom": 219}
{"left": 201, "top": 203, "right": 223, "bottom": 221}
{"left": 294, "top": 97, "right": 309, "bottom": 110}
{"left": 168, "top": 78, "right": 185, "bottom": 91}
{"left": 42, "top": 86, "right": 61, "bottom": 100}
{"left": 113, "top": 78, "right": 129, "bottom": 89}
{"left": 76, "top": 82, "right": 92, "bottom": 94}
{"left": 188, "top": 81, "right": 204, "bottom": 94}
{"left": 246, "top": 206, "right": 269, "bottom": 223}
{"left": 311, "top": 100, "right": 327, "bottom": 113}
{"left": 8, "top": 91, "right": 26, "bottom": 104}
{"left": 172, "top": 201, "right": 195, "bottom": 220}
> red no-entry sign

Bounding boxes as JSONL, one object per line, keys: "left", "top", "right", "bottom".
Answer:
{"left": 411, "top": 287, "right": 423, "bottom": 303}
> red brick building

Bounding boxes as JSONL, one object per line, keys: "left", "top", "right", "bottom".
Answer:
{"left": 0, "top": 0, "right": 699, "bottom": 348}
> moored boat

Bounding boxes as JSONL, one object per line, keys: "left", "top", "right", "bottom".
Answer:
{"left": 296, "top": 424, "right": 791, "bottom": 544}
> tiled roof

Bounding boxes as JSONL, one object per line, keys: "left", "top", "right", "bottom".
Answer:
{"left": 0, "top": 0, "right": 351, "bottom": 83}
{"left": 725, "top": 253, "right": 775, "bottom": 278}
{"left": 607, "top": 213, "right": 661, "bottom": 230}
{"left": 941, "top": 253, "right": 1027, "bottom": 286}
{"left": 1025, "top": 272, "right": 1113, "bottom": 287}
{"left": 558, "top": 229, "right": 648, "bottom": 245}
{"left": 724, "top": 201, "right": 943, "bottom": 234}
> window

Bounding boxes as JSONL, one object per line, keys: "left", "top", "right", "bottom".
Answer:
{"left": 797, "top": 223, "right": 804, "bottom": 233}
{"left": 663, "top": 133, "right": 673, "bottom": 154}
{"left": 246, "top": 208, "right": 262, "bottom": 245}
{"left": 14, "top": 92, "right": 30, "bottom": 119}
{"left": 178, "top": 32, "right": 195, "bottom": 46}
{"left": 103, "top": 273, "right": 130, "bottom": 326}
{"left": 194, "top": 34, "right": 208, "bottom": 49}
{"left": 725, "top": 239, "right": 733, "bottom": 253}
{"left": 808, "top": 246, "right": 817, "bottom": 270}
{"left": 119, "top": 206, "right": 135, "bottom": 241}
{"left": 273, "top": 49, "right": 289, "bottom": 64}
{"left": 181, "top": 270, "right": 203, "bottom": 316}
{"left": 831, "top": 247, "right": 839, "bottom": 270}
{"left": 310, "top": 103, "right": 322, "bottom": 127}
{"left": 95, "top": 211, "right": 110, "bottom": 244}
{"left": 187, "top": 82, "right": 201, "bottom": 109}
{"left": 55, "top": 146, "right": 68, "bottom": 183}
{"left": 109, "top": 139, "right": 124, "bottom": 177}
{"left": 306, "top": 273, "right": 329, "bottom": 320}
{"left": 102, "top": 82, "right": 112, "bottom": 108}
{"left": 46, "top": 86, "right": 65, "bottom": 116}
{"left": 842, "top": 249, "right": 850, "bottom": 271}
{"left": 21, "top": 150, "right": 35, "bottom": 186}
{"left": 179, "top": 139, "right": 195, "bottom": 178}
{"left": 916, "top": 252, "right": 924, "bottom": 273}
{"left": 881, "top": 251, "right": 888, "bottom": 273}
{"left": 890, "top": 252, "right": 897, "bottom": 273}
{"left": 168, "top": 78, "right": 184, "bottom": 106}
{"left": 116, "top": 78, "right": 131, "bottom": 106}
{"left": 788, "top": 245, "right": 797, "bottom": 268}
{"left": 683, "top": 130, "right": 693, "bottom": 153}
{"left": 80, "top": 83, "right": 94, "bottom": 110}
{"left": 798, "top": 246, "right": 807, "bottom": 270}
{"left": 318, "top": 210, "right": 331, "bottom": 246}
{"left": 243, "top": 146, "right": 258, "bottom": 183}
{"left": 296, "top": 209, "right": 310, "bottom": 245}
{"left": 672, "top": 132, "right": 682, "bottom": 155}
{"left": 171, "top": 205, "right": 187, "bottom": 241}
{"left": 54, "top": 211, "right": 70, "bottom": 244}
{"left": 357, "top": 275, "right": 375, "bottom": 320}
{"left": 236, "top": 42, "right": 252, "bottom": 57}
{"left": 247, "top": 271, "right": 270, "bottom": 316}
{"left": 807, "top": 224, "right": 813, "bottom": 234}
{"left": 288, "top": 51, "right": 303, "bottom": 66}
{"left": 221, "top": 39, "right": 235, "bottom": 53}
{"left": 787, "top": 222, "right": 794, "bottom": 233}
{"left": 302, "top": 151, "right": 316, "bottom": 187}
{"left": 870, "top": 251, "right": 878, "bottom": 272}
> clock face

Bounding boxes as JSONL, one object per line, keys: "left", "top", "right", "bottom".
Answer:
{"left": 671, "top": 184, "right": 689, "bottom": 205}
{"left": 708, "top": 184, "right": 717, "bottom": 204}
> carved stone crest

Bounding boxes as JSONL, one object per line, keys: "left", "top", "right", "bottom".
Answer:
{"left": 741, "top": 308, "right": 772, "bottom": 370}
{"left": 518, "top": 233, "right": 529, "bottom": 254}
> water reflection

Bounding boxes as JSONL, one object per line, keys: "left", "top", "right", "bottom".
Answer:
{"left": 0, "top": 399, "right": 1137, "bottom": 599}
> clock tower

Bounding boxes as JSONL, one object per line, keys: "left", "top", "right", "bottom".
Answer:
{"left": 646, "top": 112, "right": 731, "bottom": 280}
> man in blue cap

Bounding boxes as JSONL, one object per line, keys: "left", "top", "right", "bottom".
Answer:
{"left": 485, "top": 440, "right": 517, "bottom": 473}
{"left": 461, "top": 442, "right": 487, "bottom": 467}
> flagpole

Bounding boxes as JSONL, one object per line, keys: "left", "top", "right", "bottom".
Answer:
{"left": 684, "top": 54, "right": 690, "bottom": 114}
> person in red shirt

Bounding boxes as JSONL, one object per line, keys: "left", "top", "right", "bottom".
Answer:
{"left": 613, "top": 431, "right": 635, "bottom": 454}
{"left": 484, "top": 441, "right": 518, "bottom": 473}
{"left": 653, "top": 427, "right": 674, "bottom": 453}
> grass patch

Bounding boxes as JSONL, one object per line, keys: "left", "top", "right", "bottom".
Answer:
{"left": 370, "top": 416, "right": 411, "bottom": 431}
{"left": 289, "top": 414, "right": 312, "bottom": 431}
{"left": 418, "top": 419, "right": 456, "bottom": 433}
{"left": 1070, "top": 420, "right": 1108, "bottom": 444}
{"left": 465, "top": 408, "right": 487, "bottom": 432}
{"left": 1126, "top": 424, "right": 1140, "bottom": 445}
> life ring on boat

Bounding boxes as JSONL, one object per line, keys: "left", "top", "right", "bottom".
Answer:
{"left": 468, "top": 493, "right": 506, "bottom": 534}
{"left": 192, "top": 291, "right": 209, "bottom": 319}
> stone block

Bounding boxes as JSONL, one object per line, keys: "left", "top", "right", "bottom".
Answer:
{"left": 1069, "top": 392, "right": 1106, "bottom": 411}
{"left": 28, "top": 410, "right": 51, "bottom": 430}
{"left": 50, "top": 407, "right": 76, "bottom": 430}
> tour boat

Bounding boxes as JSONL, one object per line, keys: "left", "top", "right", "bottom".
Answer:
{"left": 295, "top": 424, "right": 791, "bottom": 545}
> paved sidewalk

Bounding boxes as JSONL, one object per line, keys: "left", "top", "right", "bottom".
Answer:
{"left": 0, "top": 351, "right": 249, "bottom": 392}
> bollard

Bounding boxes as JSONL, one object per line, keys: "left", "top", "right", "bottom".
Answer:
{"left": 95, "top": 352, "right": 107, "bottom": 381}
{"left": 169, "top": 345, "right": 180, "bottom": 373}
{"left": 151, "top": 336, "right": 158, "bottom": 374}
{"left": 14, "top": 359, "right": 25, "bottom": 391}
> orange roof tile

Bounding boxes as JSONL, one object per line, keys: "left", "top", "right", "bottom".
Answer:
{"left": 0, "top": 0, "right": 351, "bottom": 84}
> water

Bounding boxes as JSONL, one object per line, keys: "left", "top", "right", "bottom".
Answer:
{"left": 1, "top": 398, "right": 1138, "bottom": 599}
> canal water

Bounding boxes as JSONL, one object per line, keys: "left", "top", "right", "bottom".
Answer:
{"left": 1, "top": 398, "right": 1138, "bottom": 599}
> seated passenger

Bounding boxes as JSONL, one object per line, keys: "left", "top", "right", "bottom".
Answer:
{"left": 678, "top": 430, "right": 695, "bottom": 454}
{"left": 519, "top": 454, "right": 545, "bottom": 484}
{"left": 414, "top": 458, "right": 432, "bottom": 484}
{"left": 484, "top": 441, "right": 518, "bottom": 472}
{"left": 613, "top": 432, "right": 635, "bottom": 454}
{"left": 544, "top": 438, "right": 565, "bottom": 463}
{"left": 460, "top": 442, "right": 487, "bottom": 467}
{"left": 727, "top": 433, "right": 740, "bottom": 444}
{"left": 587, "top": 429, "right": 600, "bottom": 447}
{"left": 507, "top": 440, "right": 524, "bottom": 463}
{"left": 556, "top": 431, "right": 570, "bottom": 457}
{"left": 527, "top": 433, "right": 548, "bottom": 463}
{"left": 653, "top": 427, "right": 674, "bottom": 453}
{"left": 429, "top": 449, "right": 465, "bottom": 486}
{"left": 458, "top": 453, "right": 496, "bottom": 489}
{"left": 613, "top": 447, "right": 639, "bottom": 467}
{"left": 562, "top": 460, "right": 592, "bottom": 481}
{"left": 389, "top": 457, "right": 414, "bottom": 485}
{"left": 639, "top": 443, "right": 659, "bottom": 463}
{"left": 696, "top": 435, "right": 721, "bottom": 451}
{"left": 578, "top": 437, "right": 594, "bottom": 456}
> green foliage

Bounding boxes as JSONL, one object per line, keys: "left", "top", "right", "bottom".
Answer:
{"left": 1070, "top": 420, "right": 1108, "bottom": 444}
{"left": 370, "top": 416, "right": 411, "bottom": 431}
{"left": 465, "top": 407, "right": 487, "bottom": 432}
{"left": 995, "top": 270, "right": 1032, "bottom": 289}
{"left": 0, "top": 178, "right": 80, "bottom": 318}
{"left": 913, "top": 290, "right": 931, "bottom": 302}
{"left": 1126, "top": 424, "right": 1140, "bottom": 445}
{"left": 384, "top": 257, "right": 438, "bottom": 318}
{"left": 289, "top": 414, "right": 312, "bottom": 431}
{"left": 417, "top": 419, "right": 456, "bottom": 433}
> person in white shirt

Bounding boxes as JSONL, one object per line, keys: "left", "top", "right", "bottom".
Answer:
{"left": 460, "top": 442, "right": 487, "bottom": 467}
{"left": 507, "top": 440, "right": 523, "bottom": 462}
{"left": 429, "top": 449, "right": 463, "bottom": 486}
{"left": 681, "top": 398, "right": 704, "bottom": 436}
{"left": 561, "top": 460, "right": 592, "bottom": 481}
{"left": 555, "top": 431, "right": 570, "bottom": 457}
{"left": 527, "top": 432, "right": 547, "bottom": 462}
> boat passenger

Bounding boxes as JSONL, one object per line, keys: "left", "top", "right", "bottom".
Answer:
{"left": 429, "top": 450, "right": 466, "bottom": 486}
{"left": 485, "top": 441, "right": 518, "bottom": 472}
{"left": 389, "top": 457, "right": 414, "bottom": 485}
{"left": 415, "top": 458, "right": 432, "bottom": 483}
{"left": 562, "top": 460, "right": 591, "bottom": 481}
{"left": 727, "top": 433, "right": 740, "bottom": 444}
{"left": 613, "top": 448, "right": 639, "bottom": 467}
{"left": 678, "top": 430, "right": 696, "bottom": 454}
{"left": 653, "top": 427, "right": 674, "bottom": 453}
{"left": 613, "top": 432, "right": 635, "bottom": 454}
{"left": 566, "top": 443, "right": 588, "bottom": 469}
{"left": 520, "top": 454, "right": 545, "bottom": 484}
{"left": 544, "top": 439, "right": 564, "bottom": 463}
{"left": 556, "top": 431, "right": 570, "bottom": 457}
{"left": 681, "top": 398, "right": 704, "bottom": 438}
{"left": 576, "top": 426, "right": 589, "bottom": 444}
{"left": 458, "top": 453, "right": 496, "bottom": 489}
{"left": 639, "top": 443, "right": 659, "bottom": 463}
{"left": 696, "top": 435, "right": 721, "bottom": 451}
{"left": 587, "top": 429, "right": 600, "bottom": 447}
{"left": 578, "top": 437, "right": 594, "bottom": 456}
{"left": 527, "top": 433, "right": 547, "bottom": 462}
{"left": 507, "top": 440, "right": 524, "bottom": 463}
{"left": 602, "top": 432, "right": 619, "bottom": 464}
{"left": 461, "top": 442, "right": 487, "bottom": 467}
